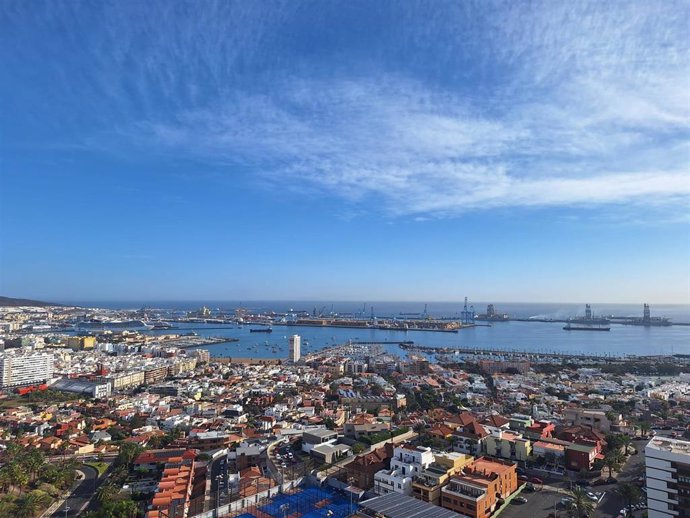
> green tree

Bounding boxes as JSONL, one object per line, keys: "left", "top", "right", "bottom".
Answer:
{"left": 615, "top": 483, "right": 642, "bottom": 516}
{"left": 13, "top": 490, "right": 52, "bottom": 518}
{"left": 352, "top": 443, "right": 366, "bottom": 454}
{"left": 603, "top": 451, "right": 624, "bottom": 480}
{"left": 100, "top": 498, "right": 138, "bottom": 518}
{"left": 96, "top": 483, "right": 120, "bottom": 503}
{"left": 23, "top": 449, "right": 46, "bottom": 482}
{"left": 8, "top": 462, "right": 30, "bottom": 493}
{"left": 567, "top": 486, "right": 595, "bottom": 518}
{"left": 116, "top": 442, "right": 144, "bottom": 468}
{"left": 620, "top": 435, "right": 632, "bottom": 455}
{"left": 638, "top": 421, "right": 651, "bottom": 437}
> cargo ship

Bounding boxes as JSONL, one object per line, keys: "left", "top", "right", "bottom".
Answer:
{"left": 250, "top": 327, "right": 273, "bottom": 333}
{"left": 563, "top": 323, "right": 610, "bottom": 331}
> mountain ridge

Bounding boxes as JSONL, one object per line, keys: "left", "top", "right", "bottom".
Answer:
{"left": 0, "top": 296, "right": 65, "bottom": 307}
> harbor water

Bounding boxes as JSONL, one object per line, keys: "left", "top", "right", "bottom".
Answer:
{"left": 76, "top": 301, "right": 690, "bottom": 359}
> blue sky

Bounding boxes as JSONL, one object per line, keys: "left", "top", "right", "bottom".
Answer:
{"left": 1, "top": 0, "right": 689, "bottom": 303}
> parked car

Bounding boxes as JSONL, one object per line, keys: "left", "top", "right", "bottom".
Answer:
{"left": 512, "top": 497, "right": 528, "bottom": 505}
{"left": 586, "top": 491, "right": 601, "bottom": 502}
{"left": 559, "top": 497, "right": 574, "bottom": 508}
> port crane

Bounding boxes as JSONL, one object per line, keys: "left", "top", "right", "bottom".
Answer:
{"left": 461, "top": 297, "right": 475, "bottom": 325}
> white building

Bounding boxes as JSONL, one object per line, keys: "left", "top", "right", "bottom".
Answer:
{"left": 289, "top": 335, "right": 301, "bottom": 362}
{"left": 374, "top": 444, "right": 434, "bottom": 496}
{"left": 0, "top": 349, "right": 54, "bottom": 388}
{"left": 645, "top": 436, "right": 690, "bottom": 518}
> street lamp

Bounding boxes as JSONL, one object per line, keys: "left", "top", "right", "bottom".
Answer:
{"left": 64, "top": 506, "right": 71, "bottom": 518}
{"left": 348, "top": 476, "right": 357, "bottom": 514}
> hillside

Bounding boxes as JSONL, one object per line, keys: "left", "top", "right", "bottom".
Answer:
{"left": 0, "top": 296, "right": 64, "bottom": 307}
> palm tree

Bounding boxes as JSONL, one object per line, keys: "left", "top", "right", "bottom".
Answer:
{"left": 13, "top": 490, "right": 51, "bottom": 518}
{"left": 615, "top": 483, "right": 642, "bottom": 516}
{"left": 96, "top": 483, "right": 119, "bottom": 503}
{"left": 0, "top": 466, "right": 13, "bottom": 492}
{"left": 603, "top": 451, "right": 624, "bottom": 480}
{"left": 567, "top": 486, "right": 595, "bottom": 518}
{"left": 8, "top": 463, "right": 30, "bottom": 494}
{"left": 116, "top": 443, "right": 143, "bottom": 468}
{"left": 23, "top": 450, "right": 45, "bottom": 482}
{"left": 638, "top": 421, "right": 651, "bottom": 438}
{"left": 5, "top": 443, "right": 23, "bottom": 464}
{"left": 620, "top": 435, "right": 632, "bottom": 455}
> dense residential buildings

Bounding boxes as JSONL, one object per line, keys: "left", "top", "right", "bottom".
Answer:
{"left": 1, "top": 303, "right": 690, "bottom": 518}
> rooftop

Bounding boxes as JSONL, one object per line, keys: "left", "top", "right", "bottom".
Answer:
{"left": 359, "top": 492, "right": 463, "bottom": 518}
{"left": 647, "top": 437, "right": 690, "bottom": 456}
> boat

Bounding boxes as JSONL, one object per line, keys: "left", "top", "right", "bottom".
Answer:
{"left": 150, "top": 321, "right": 176, "bottom": 330}
{"left": 250, "top": 327, "right": 273, "bottom": 333}
{"left": 563, "top": 323, "right": 610, "bottom": 331}
{"left": 75, "top": 319, "right": 152, "bottom": 332}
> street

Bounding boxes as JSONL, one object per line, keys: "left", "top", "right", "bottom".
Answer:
{"left": 51, "top": 464, "right": 99, "bottom": 518}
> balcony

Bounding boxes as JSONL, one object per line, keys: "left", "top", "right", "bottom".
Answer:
{"left": 443, "top": 484, "right": 487, "bottom": 502}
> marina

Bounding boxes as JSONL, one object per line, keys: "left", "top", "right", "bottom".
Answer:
{"left": 138, "top": 318, "right": 690, "bottom": 359}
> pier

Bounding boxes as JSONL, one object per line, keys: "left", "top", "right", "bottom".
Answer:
{"left": 161, "top": 336, "right": 238, "bottom": 349}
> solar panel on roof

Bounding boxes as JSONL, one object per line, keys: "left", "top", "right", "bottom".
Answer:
{"left": 360, "top": 493, "right": 463, "bottom": 518}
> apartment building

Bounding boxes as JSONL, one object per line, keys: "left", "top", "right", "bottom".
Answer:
{"left": 343, "top": 421, "right": 390, "bottom": 439}
{"left": 374, "top": 444, "right": 434, "bottom": 496}
{"left": 101, "top": 370, "right": 146, "bottom": 390}
{"left": 441, "top": 457, "right": 518, "bottom": 518}
{"left": 484, "top": 429, "right": 532, "bottom": 462}
{"left": 412, "top": 453, "right": 473, "bottom": 505}
{"left": 0, "top": 349, "right": 54, "bottom": 388}
{"left": 645, "top": 437, "right": 690, "bottom": 518}
{"left": 563, "top": 408, "right": 620, "bottom": 433}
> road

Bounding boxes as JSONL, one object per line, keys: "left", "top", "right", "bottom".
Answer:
{"left": 51, "top": 464, "right": 100, "bottom": 518}
{"left": 209, "top": 452, "right": 230, "bottom": 509}
{"left": 594, "top": 439, "right": 648, "bottom": 518}
{"left": 502, "top": 438, "right": 649, "bottom": 518}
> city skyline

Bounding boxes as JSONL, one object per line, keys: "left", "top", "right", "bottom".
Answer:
{"left": 1, "top": 1, "right": 689, "bottom": 303}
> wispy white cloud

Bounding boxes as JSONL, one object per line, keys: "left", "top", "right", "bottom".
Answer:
{"left": 133, "top": 72, "right": 690, "bottom": 216}
{"left": 5, "top": 0, "right": 688, "bottom": 218}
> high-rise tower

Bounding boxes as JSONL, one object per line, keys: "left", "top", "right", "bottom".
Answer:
{"left": 289, "top": 335, "right": 301, "bottom": 362}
